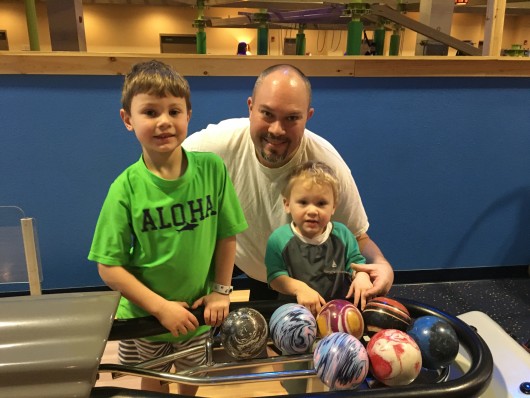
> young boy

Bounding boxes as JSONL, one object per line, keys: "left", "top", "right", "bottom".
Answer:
{"left": 265, "top": 161, "right": 373, "bottom": 315}
{"left": 265, "top": 160, "right": 373, "bottom": 394}
{"left": 88, "top": 60, "right": 247, "bottom": 394}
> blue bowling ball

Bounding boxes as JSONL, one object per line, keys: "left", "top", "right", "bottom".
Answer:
{"left": 407, "top": 315, "right": 459, "bottom": 369}
{"left": 313, "top": 332, "right": 369, "bottom": 390}
{"left": 269, "top": 303, "right": 317, "bottom": 355}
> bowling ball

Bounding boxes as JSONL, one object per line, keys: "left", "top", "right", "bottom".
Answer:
{"left": 220, "top": 307, "right": 268, "bottom": 360}
{"left": 313, "top": 332, "right": 369, "bottom": 390}
{"left": 366, "top": 329, "right": 422, "bottom": 386}
{"left": 316, "top": 299, "right": 364, "bottom": 339}
{"left": 362, "top": 296, "right": 412, "bottom": 336}
{"left": 407, "top": 315, "right": 459, "bottom": 369}
{"left": 269, "top": 303, "right": 317, "bottom": 355}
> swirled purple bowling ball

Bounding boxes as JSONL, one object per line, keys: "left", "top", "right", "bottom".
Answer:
{"left": 313, "top": 332, "right": 369, "bottom": 390}
{"left": 316, "top": 299, "right": 364, "bottom": 339}
{"left": 362, "top": 296, "right": 412, "bottom": 336}
{"left": 407, "top": 315, "right": 459, "bottom": 369}
{"left": 366, "top": 329, "right": 422, "bottom": 386}
{"left": 269, "top": 303, "right": 317, "bottom": 355}
{"left": 220, "top": 307, "right": 268, "bottom": 360}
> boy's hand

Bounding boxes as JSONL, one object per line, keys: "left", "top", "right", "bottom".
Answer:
{"left": 345, "top": 271, "right": 373, "bottom": 310}
{"left": 155, "top": 300, "right": 199, "bottom": 337}
{"left": 192, "top": 292, "right": 230, "bottom": 327}
{"left": 295, "top": 284, "right": 326, "bottom": 316}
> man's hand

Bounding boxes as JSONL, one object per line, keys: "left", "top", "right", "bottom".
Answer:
{"left": 355, "top": 233, "right": 394, "bottom": 297}
{"left": 351, "top": 262, "right": 394, "bottom": 297}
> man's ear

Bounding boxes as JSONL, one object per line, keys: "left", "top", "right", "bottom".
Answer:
{"left": 247, "top": 97, "right": 253, "bottom": 115}
{"left": 307, "top": 107, "right": 315, "bottom": 121}
{"left": 120, "top": 109, "right": 134, "bottom": 131}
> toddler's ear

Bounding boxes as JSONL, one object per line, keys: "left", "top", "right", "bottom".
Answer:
{"left": 283, "top": 197, "right": 291, "bottom": 213}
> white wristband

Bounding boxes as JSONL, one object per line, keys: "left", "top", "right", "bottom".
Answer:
{"left": 211, "top": 282, "right": 233, "bottom": 295}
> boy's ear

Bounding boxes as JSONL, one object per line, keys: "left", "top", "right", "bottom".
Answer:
{"left": 120, "top": 109, "right": 134, "bottom": 131}
{"left": 187, "top": 109, "right": 192, "bottom": 122}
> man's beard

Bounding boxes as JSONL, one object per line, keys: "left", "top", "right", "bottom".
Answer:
{"left": 260, "top": 148, "right": 287, "bottom": 165}
{"left": 259, "top": 133, "right": 289, "bottom": 165}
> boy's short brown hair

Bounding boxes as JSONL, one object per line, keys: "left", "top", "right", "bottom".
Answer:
{"left": 283, "top": 161, "right": 340, "bottom": 205}
{"left": 121, "top": 60, "right": 191, "bottom": 114}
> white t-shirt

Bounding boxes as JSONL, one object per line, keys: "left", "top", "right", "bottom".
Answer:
{"left": 183, "top": 118, "right": 369, "bottom": 282}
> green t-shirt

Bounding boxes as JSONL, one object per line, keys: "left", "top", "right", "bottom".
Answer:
{"left": 88, "top": 150, "right": 247, "bottom": 342}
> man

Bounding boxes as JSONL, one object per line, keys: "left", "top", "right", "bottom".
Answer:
{"left": 183, "top": 64, "right": 393, "bottom": 301}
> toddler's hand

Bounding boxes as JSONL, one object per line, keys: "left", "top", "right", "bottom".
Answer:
{"left": 155, "top": 300, "right": 199, "bottom": 337}
{"left": 192, "top": 293, "right": 230, "bottom": 327}
{"left": 350, "top": 262, "right": 393, "bottom": 297}
{"left": 346, "top": 272, "right": 373, "bottom": 310}
{"left": 295, "top": 284, "right": 326, "bottom": 316}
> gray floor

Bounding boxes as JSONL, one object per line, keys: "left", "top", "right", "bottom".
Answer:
{"left": 390, "top": 277, "right": 530, "bottom": 347}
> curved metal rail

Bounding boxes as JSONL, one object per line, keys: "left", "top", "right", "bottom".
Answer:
{"left": 93, "top": 297, "right": 493, "bottom": 398}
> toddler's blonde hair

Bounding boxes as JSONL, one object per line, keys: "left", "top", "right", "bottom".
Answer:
{"left": 283, "top": 161, "right": 340, "bottom": 204}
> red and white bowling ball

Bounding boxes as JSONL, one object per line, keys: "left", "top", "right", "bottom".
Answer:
{"left": 366, "top": 328, "right": 422, "bottom": 386}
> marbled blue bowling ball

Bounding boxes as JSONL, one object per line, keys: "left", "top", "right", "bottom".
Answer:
{"left": 313, "top": 332, "right": 369, "bottom": 390}
{"left": 220, "top": 307, "right": 268, "bottom": 360}
{"left": 269, "top": 303, "right": 317, "bottom": 355}
{"left": 407, "top": 315, "right": 459, "bottom": 369}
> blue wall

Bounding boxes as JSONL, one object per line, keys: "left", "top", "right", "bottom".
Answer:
{"left": 1, "top": 74, "right": 529, "bottom": 291}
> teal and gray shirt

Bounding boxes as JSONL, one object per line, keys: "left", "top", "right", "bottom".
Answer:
{"left": 265, "top": 221, "right": 366, "bottom": 301}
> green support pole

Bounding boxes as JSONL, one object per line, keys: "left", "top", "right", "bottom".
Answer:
{"left": 24, "top": 0, "right": 40, "bottom": 51}
{"left": 254, "top": 10, "right": 269, "bottom": 56}
{"left": 257, "top": 26, "right": 268, "bottom": 55}
{"left": 374, "top": 27, "right": 386, "bottom": 55}
{"left": 296, "top": 32, "right": 306, "bottom": 55}
{"left": 346, "top": 19, "right": 363, "bottom": 55}
{"left": 389, "top": 31, "right": 400, "bottom": 56}
{"left": 196, "top": 29, "right": 206, "bottom": 54}
{"left": 390, "top": 0, "right": 404, "bottom": 56}
{"left": 194, "top": 0, "right": 206, "bottom": 54}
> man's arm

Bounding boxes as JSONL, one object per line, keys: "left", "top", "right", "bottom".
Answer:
{"left": 353, "top": 233, "right": 394, "bottom": 297}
